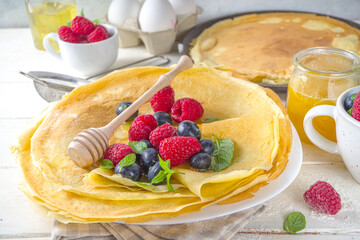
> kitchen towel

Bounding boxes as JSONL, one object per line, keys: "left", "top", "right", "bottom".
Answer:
{"left": 52, "top": 205, "right": 264, "bottom": 240}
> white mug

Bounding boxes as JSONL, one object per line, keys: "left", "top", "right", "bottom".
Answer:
{"left": 304, "top": 86, "right": 360, "bottom": 183}
{"left": 43, "top": 24, "right": 118, "bottom": 76}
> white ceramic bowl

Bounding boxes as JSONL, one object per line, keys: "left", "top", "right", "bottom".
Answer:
{"left": 304, "top": 85, "right": 360, "bottom": 183}
{"left": 43, "top": 24, "right": 118, "bottom": 76}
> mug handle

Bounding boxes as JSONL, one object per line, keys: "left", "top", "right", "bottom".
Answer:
{"left": 43, "top": 33, "right": 61, "bottom": 60}
{"left": 303, "top": 105, "right": 340, "bottom": 154}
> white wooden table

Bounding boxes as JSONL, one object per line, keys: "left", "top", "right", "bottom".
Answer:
{"left": 1, "top": 28, "right": 359, "bottom": 240}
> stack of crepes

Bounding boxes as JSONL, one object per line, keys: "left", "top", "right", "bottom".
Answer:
{"left": 12, "top": 66, "right": 292, "bottom": 223}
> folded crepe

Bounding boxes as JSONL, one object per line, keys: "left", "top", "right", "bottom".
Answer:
{"left": 12, "top": 66, "right": 292, "bottom": 223}
{"left": 190, "top": 12, "right": 360, "bottom": 84}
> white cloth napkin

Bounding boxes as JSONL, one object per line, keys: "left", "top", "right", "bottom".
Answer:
{"left": 51, "top": 205, "right": 264, "bottom": 240}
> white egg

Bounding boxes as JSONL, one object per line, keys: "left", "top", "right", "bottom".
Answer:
{"left": 139, "top": 0, "right": 177, "bottom": 32}
{"left": 168, "top": 0, "right": 196, "bottom": 15}
{"left": 108, "top": 0, "right": 141, "bottom": 27}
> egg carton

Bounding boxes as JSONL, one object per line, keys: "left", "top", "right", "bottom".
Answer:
{"left": 107, "top": 6, "right": 202, "bottom": 55}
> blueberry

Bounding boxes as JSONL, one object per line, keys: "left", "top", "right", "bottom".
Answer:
{"left": 115, "top": 163, "right": 142, "bottom": 181}
{"left": 200, "top": 139, "right": 215, "bottom": 155}
{"left": 190, "top": 153, "right": 211, "bottom": 172}
{"left": 147, "top": 162, "right": 166, "bottom": 185}
{"left": 140, "top": 148, "right": 159, "bottom": 173}
{"left": 116, "top": 101, "right": 138, "bottom": 121}
{"left": 153, "top": 111, "right": 173, "bottom": 126}
{"left": 140, "top": 139, "right": 154, "bottom": 149}
{"left": 344, "top": 95, "right": 354, "bottom": 110}
{"left": 177, "top": 120, "right": 201, "bottom": 140}
{"left": 136, "top": 154, "right": 141, "bottom": 164}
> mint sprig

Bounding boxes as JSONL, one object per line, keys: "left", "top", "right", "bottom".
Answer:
{"left": 100, "top": 154, "right": 136, "bottom": 170}
{"left": 203, "top": 118, "right": 222, "bottom": 123}
{"left": 66, "top": 20, "right": 71, "bottom": 27}
{"left": 150, "top": 156, "right": 184, "bottom": 192}
{"left": 283, "top": 212, "right": 306, "bottom": 234}
{"left": 210, "top": 134, "right": 234, "bottom": 172}
{"left": 80, "top": 8, "right": 85, "bottom": 17}
{"left": 100, "top": 159, "right": 115, "bottom": 169}
{"left": 119, "top": 154, "right": 136, "bottom": 168}
{"left": 129, "top": 141, "right": 147, "bottom": 154}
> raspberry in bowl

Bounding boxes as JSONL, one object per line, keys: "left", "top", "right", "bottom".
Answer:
{"left": 43, "top": 15, "right": 118, "bottom": 76}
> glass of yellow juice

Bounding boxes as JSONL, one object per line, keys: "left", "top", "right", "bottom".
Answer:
{"left": 287, "top": 47, "right": 360, "bottom": 144}
{"left": 25, "top": 0, "right": 77, "bottom": 51}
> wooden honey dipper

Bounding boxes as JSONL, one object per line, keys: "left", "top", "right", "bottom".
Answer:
{"left": 67, "top": 55, "right": 193, "bottom": 168}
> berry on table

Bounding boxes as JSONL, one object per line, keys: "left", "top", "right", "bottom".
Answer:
{"left": 303, "top": 181, "right": 341, "bottom": 215}
{"left": 150, "top": 86, "right": 175, "bottom": 113}
{"left": 71, "top": 16, "right": 95, "bottom": 35}
{"left": 177, "top": 120, "right": 201, "bottom": 140}
{"left": 190, "top": 152, "right": 211, "bottom": 171}
{"left": 149, "top": 123, "right": 177, "bottom": 149}
{"left": 140, "top": 148, "right": 159, "bottom": 173}
{"left": 200, "top": 139, "right": 215, "bottom": 155}
{"left": 171, "top": 98, "right": 204, "bottom": 123}
{"left": 58, "top": 26, "right": 80, "bottom": 43}
{"left": 153, "top": 111, "right": 173, "bottom": 126}
{"left": 159, "top": 136, "right": 202, "bottom": 167}
{"left": 116, "top": 101, "right": 138, "bottom": 121}
{"left": 104, "top": 143, "right": 134, "bottom": 165}
{"left": 128, "top": 114, "right": 158, "bottom": 141}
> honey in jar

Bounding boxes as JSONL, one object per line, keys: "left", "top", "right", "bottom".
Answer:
{"left": 287, "top": 47, "right": 360, "bottom": 144}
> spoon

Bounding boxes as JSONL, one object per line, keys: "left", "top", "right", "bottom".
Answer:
{"left": 67, "top": 55, "right": 193, "bottom": 168}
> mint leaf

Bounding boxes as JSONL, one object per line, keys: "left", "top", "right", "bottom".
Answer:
{"left": 283, "top": 212, "right": 306, "bottom": 234}
{"left": 93, "top": 19, "right": 100, "bottom": 25}
{"left": 66, "top": 20, "right": 71, "bottom": 27}
{"left": 158, "top": 156, "right": 171, "bottom": 172}
{"left": 119, "top": 154, "right": 136, "bottom": 168}
{"left": 135, "top": 181, "right": 152, "bottom": 186}
{"left": 351, "top": 93, "right": 357, "bottom": 101}
{"left": 146, "top": 156, "right": 184, "bottom": 191}
{"left": 210, "top": 135, "right": 234, "bottom": 172}
{"left": 166, "top": 173, "right": 174, "bottom": 192}
{"left": 151, "top": 170, "right": 167, "bottom": 184}
{"left": 100, "top": 159, "right": 115, "bottom": 169}
{"left": 129, "top": 141, "right": 147, "bottom": 154}
{"left": 80, "top": 8, "right": 84, "bottom": 17}
{"left": 203, "top": 118, "right": 222, "bottom": 123}
{"left": 348, "top": 108, "right": 353, "bottom": 115}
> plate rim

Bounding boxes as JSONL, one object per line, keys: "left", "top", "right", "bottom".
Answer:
{"left": 124, "top": 123, "right": 303, "bottom": 225}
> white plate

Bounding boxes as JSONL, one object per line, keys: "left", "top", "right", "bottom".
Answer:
{"left": 134, "top": 124, "right": 303, "bottom": 225}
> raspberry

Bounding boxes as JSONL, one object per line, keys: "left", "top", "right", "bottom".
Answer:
{"left": 159, "top": 136, "right": 202, "bottom": 167}
{"left": 104, "top": 143, "right": 134, "bottom": 166}
{"left": 128, "top": 114, "right": 158, "bottom": 141}
{"left": 304, "top": 181, "right": 341, "bottom": 215}
{"left": 171, "top": 98, "right": 204, "bottom": 123}
{"left": 149, "top": 123, "right": 177, "bottom": 149}
{"left": 71, "top": 16, "right": 95, "bottom": 35}
{"left": 351, "top": 92, "right": 360, "bottom": 121}
{"left": 58, "top": 26, "right": 80, "bottom": 43}
{"left": 150, "top": 86, "right": 175, "bottom": 113}
{"left": 88, "top": 26, "right": 108, "bottom": 42}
